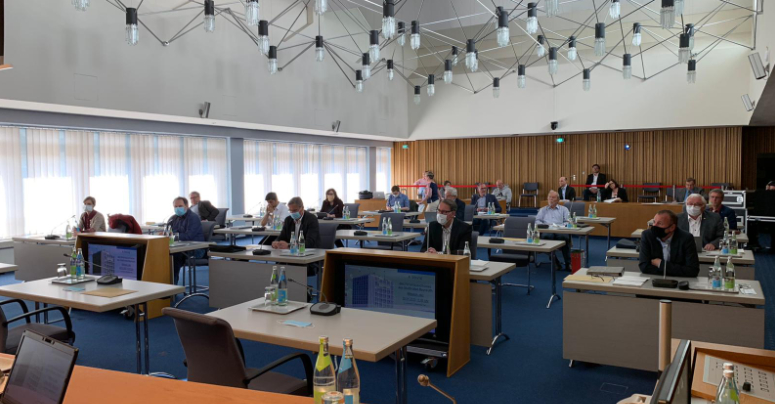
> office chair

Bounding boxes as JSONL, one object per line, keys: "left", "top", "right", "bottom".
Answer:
{"left": 343, "top": 203, "right": 360, "bottom": 218}
{"left": 519, "top": 182, "right": 539, "bottom": 208}
{"left": 318, "top": 222, "right": 338, "bottom": 250}
{"left": 162, "top": 308, "right": 312, "bottom": 396}
{"left": 463, "top": 205, "right": 475, "bottom": 222}
{"left": 0, "top": 300, "right": 75, "bottom": 354}
{"left": 175, "top": 221, "right": 216, "bottom": 308}
{"left": 638, "top": 183, "right": 661, "bottom": 202}
{"left": 469, "top": 231, "right": 479, "bottom": 260}
{"left": 211, "top": 208, "right": 230, "bottom": 242}
{"left": 488, "top": 217, "right": 535, "bottom": 294}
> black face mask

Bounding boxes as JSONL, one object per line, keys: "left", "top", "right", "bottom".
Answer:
{"left": 651, "top": 225, "right": 669, "bottom": 239}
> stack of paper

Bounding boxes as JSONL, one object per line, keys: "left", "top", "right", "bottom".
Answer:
{"left": 613, "top": 276, "right": 648, "bottom": 287}
{"left": 470, "top": 260, "right": 489, "bottom": 272}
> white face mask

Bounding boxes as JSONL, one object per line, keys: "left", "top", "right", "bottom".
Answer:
{"left": 436, "top": 213, "right": 449, "bottom": 225}
{"left": 84, "top": 204, "right": 94, "bottom": 212}
{"left": 686, "top": 205, "right": 702, "bottom": 217}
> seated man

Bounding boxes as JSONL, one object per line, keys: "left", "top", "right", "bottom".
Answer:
{"left": 535, "top": 191, "right": 572, "bottom": 271}
{"left": 706, "top": 188, "right": 737, "bottom": 231}
{"left": 261, "top": 192, "right": 290, "bottom": 227}
{"left": 386, "top": 186, "right": 410, "bottom": 211}
{"left": 272, "top": 197, "right": 321, "bottom": 250}
{"left": 491, "top": 180, "right": 512, "bottom": 206}
{"left": 558, "top": 176, "right": 576, "bottom": 201}
{"left": 168, "top": 196, "right": 205, "bottom": 285}
{"left": 639, "top": 210, "right": 700, "bottom": 277}
{"left": 444, "top": 186, "right": 466, "bottom": 221}
{"left": 675, "top": 177, "right": 703, "bottom": 202}
{"left": 421, "top": 199, "right": 472, "bottom": 254}
{"left": 677, "top": 194, "right": 723, "bottom": 251}
{"left": 583, "top": 164, "right": 606, "bottom": 201}
{"left": 189, "top": 191, "right": 219, "bottom": 222}
{"left": 471, "top": 183, "right": 501, "bottom": 235}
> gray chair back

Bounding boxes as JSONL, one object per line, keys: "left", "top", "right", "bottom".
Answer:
{"left": 344, "top": 203, "right": 360, "bottom": 217}
{"left": 503, "top": 217, "right": 535, "bottom": 239}
{"left": 463, "top": 205, "right": 475, "bottom": 222}
{"left": 565, "top": 201, "right": 585, "bottom": 218}
{"left": 201, "top": 221, "right": 217, "bottom": 242}
{"left": 163, "top": 307, "right": 250, "bottom": 388}
{"left": 379, "top": 213, "right": 406, "bottom": 232}
{"left": 470, "top": 231, "right": 478, "bottom": 260}
{"left": 523, "top": 182, "right": 539, "bottom": 192}
{"left": 318, "top": 222, "right": 338, "bottom": 250}
{"left": 642, "top": 182, "right": 661, "bottom": 193}
{"left": 215, "top": 208, "right": 229, "bottom": 228}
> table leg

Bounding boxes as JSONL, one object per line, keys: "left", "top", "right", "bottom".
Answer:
{"left": 143, "top": 302, "right": 150, "bottom": 375}
{"left": 606, "top": 224, "right": 611, "bottom": 250}
{"left": 395, "top": 346, "right": 407, "bottom": 404}
{"left": 547, "top": 257, "right": 561, "bottom": 309}
{"left": 502, "top": 262, "right": 534, "bottom": 294}
{"left": 487, "top": 277, "right": 510, "bottom": 355}
{"left": 134, "top": 303, "right": 142, "bottom": 374}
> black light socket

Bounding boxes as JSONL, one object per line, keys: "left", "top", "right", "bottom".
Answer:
{"left": 387, "top": 59, "right": 394, "bottom": 69}
{"left": 684, "top": 23, "right": 694, "bottom": 36}
{"left": 497, "top": 6, "right": 508, "bottom": 28}
{"left": 411, "top": 20, "right": 419, "bottom": 34}
{"left": 688, "top": 60, "right": 696, "bottom": 71}
{"left": 204, "top": 0, "right": 215, "bottom": 16}
{"left": 362, "top": 52, "right": 370, "bottom": 66}
{"left": 383, "top": 0, "right": 394, "bottom": 17}
{"left": 466, "top": 39, "right": 476, "bottom": 53}
{"left": 679, "top": 33, "right": 689, "bottom": 48}
{"left": 414, "top": 85, "right": 421, "bottom": 95}
{"left": 549, "top": 47, "right": 557, "bottom": 60}
{"left": 428, "top": 74, "right": 435, "bottom": 85}
{"left": 451, "top": 46, "right": 458, "bottom": 56}
{"left": 316, "top": 35, "right": 323, "bottom": 48}
{"left": 493, "top": 77, "right": 500, "bottom": 88}
{"left": 445, "top": 60, "right": 451, "bottom": 71}
{"left": 126, "top": 7, "right": 138, "bottom": 25}
{"left": 268, "top": 45, "right": 277, "bottom": 59}
{"left": 623, "top": 53, "right": 632, "bottom": 66}
{"left": 518, "top": 64, "right": 526, "bottom": 76}
{"left": 633, "top": 22, "right": 641, "bottom": 34}
{"left": 527, "top": 2, "right": 537, "bottom": 18}
{"left": 356, "top": 70, "right": 363, "bottom": 81}
{"left": 583, "top": 68, "right": 591, "bottom": 79}
{"left": 537, "top": 35, "right": 545, "bottom": 44}
{"left": 370, "top": 30, "right": 380, "bottom": 46}
{"left": 569, "top": 36, "right": 576, "bottom": 48}
{"left": 595, "top": 23, "right": 605, "bottom": 39}
{"left": 662, "top": 0, "right": 674, "bottom": 7}
{"left": 397, "top": 21, "right": 405, "bottom": 34}
{"left": 259, "top": 20, "right": 269, "bottom": 36}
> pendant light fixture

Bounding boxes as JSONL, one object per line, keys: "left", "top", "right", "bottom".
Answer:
{"left": 594, "top": 23, "right": 606, "bottom": 56}
{"left": 623, "top": 54, "right": 632, "bottom": 79}
{"left": 567, "top": 36, "right": 577, "bottom": 60}
{"left": 536, "top": 35, "right": 546, "bottom": 57}
{"left": 526, "top": 3, "right": 538, "bottom": 34}
{"left": 609, "top": 0, "right": 620, "bottom": 19}
{"left": 204, "top": 0, "right": 215, "bottom": 33}
{"left": 126, "top": 8, "right": 139, "bottom": 46}
{"left": 496, "top": 7, "right": 510, "bottom": 47}
{"left": 687, "top": 60, "right": 696, "bottom": 84}
{"left": 315, "top": 36, "right": 325, "bottom": 62}
{"left": 548, "top": 47, "right": 558, "bottom": 75}
{"left": 661, "top": 0, "right": 675, "bottom": 29}
{"left": 396, "top": 22, "right": 406, "bottom": 46}
{"left": 258, "top": 20, "right": 270, "bottom": 56}
{"left": 466, "top": 39, "right": 478, "bottom": 72}
{"left": 387, "top": 59, "right": 394, "bottom": 81}
{"left": 369, "top": 30, "right": 380, "bottom": 62}
{"left": 268, "top": 45, "right": 278, "bottom": 74}
{"left": 73, "top": 0, "right": 90, "bottom": 11}
{"left": 678, "top": 33, "right": 690, "bottom": 63}
{"left": 361, "top": 53, "right": 371, "bottom": 80}
{"left": 517, "top": 65, "right": 526, "bottom": 88}
{"left": 414, "top": 86, "right": 421, "bottom": 104}
{"left": 546, "top": 0, "right": 559, "bottom": 17}
{"left": 427, "top": 74, "right": 435, "bottom": 97}
{"left": 245, "top": 0, "right": 259, "bottom": 26}
{"left": 583, "top": 68, "right": 591, "bottom": 91}
{"left": 355, "top": 70, "right": 364, "bottom": 92}
{"left": 315, "top": 0, "right": 327, "bottom": 15}
{"left": 675, "top": 0, "right": 684, "bottom": 15}
{"left": 382, "top": 0, "right": 396, "bottom": 39}
{"left": 632, "top": 23, "right": 642, "bottom": 47}
{"left": 444, "top": 60, "right": 453, "bottom": 84}
{"left": 685, "top": 24, "right": 695, "bottom": 50}
{"left": 451, "top": 46, "right": 459, "bottom": 66}
{"left": 492, "top": 78, "right": 500, "bottom": 98}
{"left": 410, "top": 20, "right": 421, "bottom": 50}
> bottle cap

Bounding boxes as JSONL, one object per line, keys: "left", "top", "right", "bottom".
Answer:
{"left": 723, "top": 369, "right": 734, "bottom": 378}
{"left": 723, "top": 362, "right": 734, "bottom": 370}
{"left": 343, "top": 338, "right": 353, "bottom": 346}
{"left": 319, "top": 335, "right": 329, "bottom": 343}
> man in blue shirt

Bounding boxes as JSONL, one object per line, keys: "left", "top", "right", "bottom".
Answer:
{"left": 707, "top": 189, "right": 737, "bottom": 231}
{"left": 386, "top": 186, "right": 410, "bottom": 211}
{"left": 169, "top": 196, "right": 205, "bottom": 285}
{"left": 535, "top": 191, "right": 572, "bottom": 271}
{"left": 471, "top": 183, "right": 501, "bottom": 235}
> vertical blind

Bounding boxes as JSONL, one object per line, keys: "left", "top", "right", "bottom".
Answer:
{"left": 0, "top": 127, "right": 228, "bottom": 238}
{"left": 244, "top": 140, "right": 372, "bottom": 211}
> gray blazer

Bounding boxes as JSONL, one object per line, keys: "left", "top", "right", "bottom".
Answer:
{"left": 675, "top": 187, "right": 704, "bottom": 203}
{"left": 677, "top": 210, "right": 724, "bottom": 248}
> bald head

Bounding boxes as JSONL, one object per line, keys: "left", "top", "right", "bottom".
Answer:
{"left": 496, "top": 180, "right": 504, "bottom": 189}
{"left": 686, "top": 194, "right": 706, "bottom": 207}
{"left": 547, "top": 190, "right": 559, "bottom": 207}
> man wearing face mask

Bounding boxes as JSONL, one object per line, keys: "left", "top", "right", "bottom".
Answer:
{"left": 273, "top": 197, "right": 321, "bottom": 250}
{"left": 386, "top": 186, "right": 409, "bottom": 211}
{"left": 168, "top": 196, "right": 205, "bottom": 285}
{"left": 677, "top": 194, "right": 724, "bottom": 251}
{"left": 639, "top": 210, "right": 700, "bottom": 277}
{"left": 77, "top": 196, "right": 106, "bottom": 233}
{"left": 421, "top": 199, "right": 472, "bottom": 254}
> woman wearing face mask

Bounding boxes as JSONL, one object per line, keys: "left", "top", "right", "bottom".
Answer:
{"left": 77, "top": 196, "right": 107, "bottom": 233}
{"left": 321, "top": 189, "right": 344, "bottom": 218}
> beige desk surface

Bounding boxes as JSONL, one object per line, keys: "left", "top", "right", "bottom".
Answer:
{"left": 606, "top": 246, "right": 756, "bottom": 265}
{"left": 473, "top": 213, "right": 510, "bottom": 220}
{"left": 335, "top": 230, "right": 422, "bottom": 242}
{"left": 12, "top": 235, "right": 76, "bottom": 246}
{"left": 470, "top": 261, "right": 516, "bottom": 282}
{"left": 0, "top": 263, "right": 17, "bottom": 274}
{"left": 630, "top": 228, "right": 750, "bottom": 244}
{"left": 0, "top": 278, "right": 184, "bottom": 312}
{"left": 402, "top": 219, "right": 473, "bottom": 229}
{"left": 226, "top": 215, "right": 264, "bottom": 222}
{"left": 324, "top": 218, "right": 372, "bottom": 225}
{"left": 536, "top": 225, "right": 596, "bottom": 235}
{"left": 208, "top": 298, "right": 437, "bottom": 362}
{"left": 169, "top": 241, "right": 214, "bottom": 254}
{"left": 478, "top": 238, "right": 566, "bottom": 252}
{"left": 214, "top": 228, "right": 282, "bottom": 236}
{"left": 563, "top": 268, "right": 765, "bottom": 306}
{"left": 209, "top": 247, "right": 326, "bottom": 264}
{"left": 575, "top": 216, "right": 616, "bottom": 225}
{"left": 359, "top": 210, "right": 422, "bottom": 217}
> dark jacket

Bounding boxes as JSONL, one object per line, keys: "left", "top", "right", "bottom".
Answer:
{"left": 453, "top": 198, "right": 466, "bottom": 221}
{"left": 196, "top": 200, "right": 219, "bottom": 222}
{"left": 675, "top": 187, "right": 704, "bottom": 203}
{"left": 421, "top": 219, "right": 473, "bottom": 254}
{"left": 603, "top": 187, "right": 629, "bottom": 202}
{"left": 639, "top": 227, "right": 700, "bottom": 277}
{"left": 585, "top": 173, "right": 607, "bottom": 189}
{"left": 279, "top": 211, "right": 321, "bottom": 248}
{"left": 558, "top": 185, "right": 576, "bottom": 201}
{"left": 321, "top": 198, "right": 344, "bottom": 218}
{"left": 168, "top": 210, "right": 205, "bottom": 242}
{"left": 470, "top": 194, "right": 502, "bottom": 213}
{"left": 677, "top": 210, "right": 724, "bottom": 248}
{"left": 708, "top": 205, "right": 738, "bottom": 230}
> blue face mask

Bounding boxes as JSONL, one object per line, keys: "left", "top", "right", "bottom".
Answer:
{"left": 290, "top": 211, "right": 301, "bottom": 220}
{"left": 174, "top": 207, "right": 186, "bottom": 217}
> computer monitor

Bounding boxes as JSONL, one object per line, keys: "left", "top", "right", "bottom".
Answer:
{"left": 651, "top": 339, "right": 692, "bottom": 404}
{"left": 81, "top": 241, "right": 146, "bottom": 280}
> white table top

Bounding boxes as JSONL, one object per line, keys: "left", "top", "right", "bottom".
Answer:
{"left": 473, "top": 213, "right": 510, "bottom": 220}
{"left": 12, "top": 235, "right": 76, "bottom": 246}
{"left": 208, "top": 298, "right": 436, "bottom": 362}
{"left": 0, "top": 278, "right": 184, "bottom": 312}
{"left": 563, "top": 268, "right": 765, "bottom": 306}
{"left": 575, "top": 216, "right": 616, "bottom": 224}
{"left": 606, "top": 246, "right": 756, "bottom": 265}
{"left": 226, "top": 215, "right": 265, "bottom": 222}
{"left": 469, "top": 261, "right": 516, "bottom": 282}
{"left": 537, "top": 225, "right": 596, "bottom": 235}
{"left": 478, "top": 238, "right": 566, "bottom": 252}
{"left": 335, "top": 230, "right": 422, "bottom": 242}
{"left": 214, "top": 228, "right": 282, "bottom": 236}
{"left": 323, "top": 218, "right": 372, "bottom": 225}
{"left": 209, "top": 247, "right": 326, "bottom": 264}
{"left": 630, "top": 228, "right": 750, "bottom": 244}
{"left": 402, "top": 219, "right": 473, "bottom": 229}
{"left": 169, "top": 241, "right": 213, "bottom": 254}
{"left": 359, "top": 211, "right": 422, "bottom": 217}
{"left": 0, "top": 263, "right": 18, "bottom": 274}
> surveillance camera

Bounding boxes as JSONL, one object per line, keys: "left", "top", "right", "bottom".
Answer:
{"left": 199, "top": 101, "right": 211, "bottom": 118}
{"left": 332, "top": 120, "right": 341, "bottom": 133}
{"left": 551, "top": 121, "right": 558, "bottom": 130}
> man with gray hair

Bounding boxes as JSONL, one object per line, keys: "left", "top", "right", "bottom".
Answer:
{"left": 535, "top": 190, "right": 572, "bottom": 271}
{"left": 677, "top": 193, "right": 724, "bottom": 251}
{"left": 272, "top": 196, "right": 321, "bottom": 250}
{"left": 444, "top": 186, "right": 466, "bottom": 221}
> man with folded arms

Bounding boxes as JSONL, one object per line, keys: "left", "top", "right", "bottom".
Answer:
{"left": 535, "top": 191, "right": 571, "bottom": 271}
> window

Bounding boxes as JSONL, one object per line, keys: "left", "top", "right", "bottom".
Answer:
{"left": 142, "top": 175, "right": 179, "bottom": 224}
{"left": 376, "top": 147, "right": 392, "bottom": 195}
{"left": 23, "top": 177, "right": 74, "bottom": 235}
{"left": 89, "top": 176, "right": 130, "bottom": 216}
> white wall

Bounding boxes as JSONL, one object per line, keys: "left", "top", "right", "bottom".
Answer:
{"left": 749, "top": 0, "right": 774, "bottom": 114}
{"left": 0, "top": 0, "right": 410, "bottom": 139}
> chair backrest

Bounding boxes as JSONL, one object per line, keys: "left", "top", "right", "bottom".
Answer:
{"left": 379, "top": 213, "right": 406, "bottom": 232}
{"left": 469, "top": 231, "right": 478, "bottom": 260}
{"left": 409, "top": 200, "right": 419, "bottom": 212}
{"left": 425, "top": 213, "right": 437, "bottom": 225}
{"left": 503, "top": 217, "right": 535, "bottom": 239}
{"left": 463, "top": 205, "right": 475, "bottom": 222}
{"left": 643, "top": 182, "right": 661, "bottom": 193}
{"left": 201, "top": 221, "right": 217, "bottom": 242}
{"left": 162, "top": 308, "right": 249, "bottom": 388}
{"left": 344, "top": 203, "right": 360, "bottom": 217}
{"left": 318, "top": 222, "right": 338, "bottom": 250}
{"left": 565, "top": 201, "right": 585, "bottom": 218}
{"left": 0, "top": 304, "right": 10, "bottom": 352}
{"left": 523, "top": 182, "right": 539, "bottom": 192}
{"left": 215, "top": 208, "right": 229, "bottom": 228}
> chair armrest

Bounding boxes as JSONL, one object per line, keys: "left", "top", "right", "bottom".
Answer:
{"left": 4, "top": 306, "right": 74, "bottom": 339}
{"left": 246, "top": 352, "right": 313, "bottom": 394}
{"left": 0, "top": 299, "right": 30, "bottom": 323}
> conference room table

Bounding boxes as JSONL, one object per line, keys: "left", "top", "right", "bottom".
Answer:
{"left": 0, "top": 278, "right": 184, "bottom": 375}
{"left": 469, "top": 261, "right": 516, "bottom": 355}
{"left": 477, "top": 238, "right": 567, "bottom": 308}
{"left": 214, "top": 227, "right": 281, "bottom": 246}
{"left": 402, "top": 219, "right": 473, "bottom": 229}
{"left": 359, "top": 210, "right": 423, "bottom": 218}
{"left": 208, "top": 298, "right": 437, "bottom": 404}
{"left": 12, "top": 235, "right": 76, "bottom": 281}
{"left": 226, "top": 214, "right": 264, "bottom": 223}
{"left": 538, "top": 225, "right": 595, "bottom": 268}
{"left": 0, "top": 263, "right": 18, "bottom": 274}
{"left": 630, "top": 228, "right": 750, "bottom": 245}
{"left": 575, "top": 216, "right": 616, "bottom": 249}
{"left": 169, "top": 241, "right": 214, "bottom": 307}
{"left": 606, "top": 246, "right": 756, "bottom": 279}
{"left": 473, "top": 213, "right": 510, "bottom": 220}
{"left": 335, "top": 229, "right": 422, "bottom": 250}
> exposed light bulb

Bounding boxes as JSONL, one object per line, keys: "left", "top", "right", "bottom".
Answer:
{"left": 496, "top": 7, "right": 509, "bottom": 47}
{"left": 315, "top": 0, "right": 327, "bottom": 15}
{"left": 316, "top": 47, "right": 325, "bottom": 62}
{"left": 632, "top": 33, "right": 641, "bottom": 47}
{"left": 526, "top": 3, "right": 538, "bottom": 34}
{"left": 204, "top": 0, "right": 215, "bottom": 33}
{"left": 410, "top": 21, "right": 420, "bottom": 50}
{"left": 382, "top": 1, "right": 396, "bottom": 39}
{"left": 609, "top": 0, "right": 620, "bottom": 19}
{"left": 414, "top": 86, "right": 421, "bottom": 104}
{"left": 427, "top": 75, "right": 435, "bottom": 96}
{"left": 536, "top": 44, "right": 545, "bottom": 57}
{"left": 268, "top": 46, "right": 278, "bottom": 74}
{"left": 387, "top": 59, "right": 394, "bottom": 81}
{"left": 582, "top": 69, "right": 591, "bottom": 91}
{"left": 465, "top": 53, "right": 477, "bottom": 72}
{"left": 497, "top": 27, "right": 510, "bottom": 47}
{"left": 623, "top": 54, "right": 632, "bottom": 79}
{"left": 245, "top": 0, "right": 259, "bottom": 26}
{"left": 126, "top": 8, "right": 139, "bottom": 46}
{"left": 361, "top": 52, "right": 371, "bottom": 80}
{"left": 687, "top": 60, "right": 696, "bottom": 84}
{"left": 451, "top": 46, "right": 459, "bottom": 66}
{"left": 548, "top": 47, "right": 558, "bottom": 75}
{"left": 493, "top": 85, "right": 500, "bottom": 98}
{"left": 72, "top": 0, "right": 90, "bottom": 11}
{"left": 678, "top": 34, "right": 690, "bottom": 63}
{"left": 356, "top": 70, "right": 364, "bottom": 92}
{"left": 675, "top": 0, "right": 684, "bottom": 15}
{"left": 661, "top": 0, "right": 675, "bottom": 29}
{"left": 594, "top": 23, "right": 606, "bottom": 56}
{"left": 258, "top": 20, "right": 269, "bottom": 55}
{"left": 517, "top": 65, "right": 526, "bottom": 88}
{"left": 396, "top": 22, "right": 405, "bottom": 46}
{"left": 545, "top": 0, "right": 559, "bottom": 17}
{"left": 568, "top": 47, "right": 577, "bottom": 60}
{"left": 369, "top": 46, "right": 380, "bottom": 62}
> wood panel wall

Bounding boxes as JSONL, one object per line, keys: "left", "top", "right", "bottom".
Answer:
{"left": 392, "top": 127, "right": 743, "bottom": 203}
{"left": 742, "top": 126, "right": 775, "bottom": 190}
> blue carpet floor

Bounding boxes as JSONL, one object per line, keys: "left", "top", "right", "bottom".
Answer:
{"left": 1, "top": 234, "right": 772, "bottom": 403}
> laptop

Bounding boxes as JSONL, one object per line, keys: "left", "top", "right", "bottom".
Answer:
{"left": 1, "top": 330, "right": 79, "bottom": 404}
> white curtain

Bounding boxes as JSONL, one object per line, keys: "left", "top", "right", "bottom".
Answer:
{"left": 0, "top": 128, "right": 24, "bottom": 239}
{"left": 345, "top": 147, "right": 368, "bottom": 202}
{"left": 184, "top": 137, "right": 228, "bottom": 208}
{"left": 376, "top": 147, "right": 392, "bottom": 195}
{"left": 244, "top": 141, "right": 272, "bottom": 213}
{"left": 90, "top": 132, "right": 130, "bottom": 218}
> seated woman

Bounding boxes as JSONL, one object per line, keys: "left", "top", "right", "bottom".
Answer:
{"left": 321, "top": 188, "right": 344, "bottom": 218}
{"left": 77, "top": 196, "right": 107, "bottom": 233}
{"left": 603, "top": 180, "right": 629, "bottom": 202}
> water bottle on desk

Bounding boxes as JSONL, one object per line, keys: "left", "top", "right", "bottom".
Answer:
{"left": 526, "top": 224, "right": 534, "bottom": 243}
{"left": 65, "top": 223, "right": 73, "bottom": 240}
{"left": 730, "top": 233, "right": 738, "bottom": 255}
{"left": 723, "top": 217, "right": 730, "bottom": 233}
{"left": 716, "top": 369, "right": 740, "bottom": 404}
{"left": 596, "top": 190, "right": 601, "bottom": 202}
{"left": 463, "top": 241, "right": 471, "bottom": 257}
{"left": 387, "top": 218, "right": 393, "bottom": 236}
{"left": 313, "top": 336, "right": 336, "bottom": 404}
{"left": 343, "top": 206, "right": 350, "bottom": 220}
{"left": 299, "top": 231, "right": 306, "bottom": 255}
{"left": 711, "top": 257, "right": 722, "bottom": 289}
{"left": 269, "top": 266, "right": 279, "bottom": 304}
{"left": 533, "top": 228, "right": 541, "bottom": 244}
{"left": 382, "top": 219, "right": 388, "bottom": 236}
{"left": 337, "top": 338, "right": 361, "bottom": 404}
{"left": 69, "top": 247, "right": 77, "bottom": 280}
{"left": 75, "top": 248, "right": 85, "bottom": 280}
{"left": 724, "top": 257, "right": 736, "bottom": 290}
{"left": 290, "top": 237, "right": 299, "bottom": 256}
{"left": 277, "top": 267, "right": 288, "bottom": 306}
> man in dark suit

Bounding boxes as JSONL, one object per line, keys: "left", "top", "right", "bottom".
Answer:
{"left": 639, "top": 210, "right": 700, "bottom": 277}
{"left": 444, "top": 186, "right": 466, "bottom": 222}
{"left": 273, "top": 197, "right": 321, "bottom": 249}
{"left": 189, "top": 191, "right": 219, "bottom": 222}
{"left": 677, "top": 194, "right": 724, "bottom": 251}
{"left": 558, "top": 176, "right": 576, "bottom": 201}
{"left": 471, "top": 183, "right": 502, "bottom": 235}
{"left": 422, "top": 199, "right": 472, "bottom": 254}
{"left": 674, "top": 177, "right": 704, "bottom": 203}
{"left": 583, "top": 164, "right": 607, "bottom": 201}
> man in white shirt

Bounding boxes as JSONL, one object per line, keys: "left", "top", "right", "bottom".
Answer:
{"left": 491, "top": 180, "right": 512, "bottom": 206}
{"left": 676, "top": 194, "right": 724, "bottom": 251}
{"left": 535, "top": 191, "right": 572, "bottom": 271}
{"left": 260, "top": 192, "right": 290, "bottom": 227}
{"left": 583, "top": 164, "right": 607, "bottom": 201}
{"left": 558, "top": 176, "right": 576, "bottom": 201}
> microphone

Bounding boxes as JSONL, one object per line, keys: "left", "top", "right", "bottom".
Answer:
{"left": 326, "top": 204, "right": 340, "bottom": 214}
{"left": 46, "top": 215, "right": 76, "bottom": 240}
{"left": 288, "top": 277, "right": 340, "bottom": 316}
{"left": 252, "top": 232, "right": 272, "bottom": 255}
{"left": 417, "top": 375, "right": 457, "bottom": 404}
{"left": 288, "top": 277, "right": 328, "bottom": 303}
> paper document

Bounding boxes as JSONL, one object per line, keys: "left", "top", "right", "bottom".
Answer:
{"left": 470, "top": 260, "right": 489, "bottom": 272}
{"left": 612, "top": 276, "right": 648, "bottom": 287}
{"left": 703, "top": 355, "right": 775, "bottom": 402}
{"left": 565, "top": 274, "right": 612, "bottom": 283}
